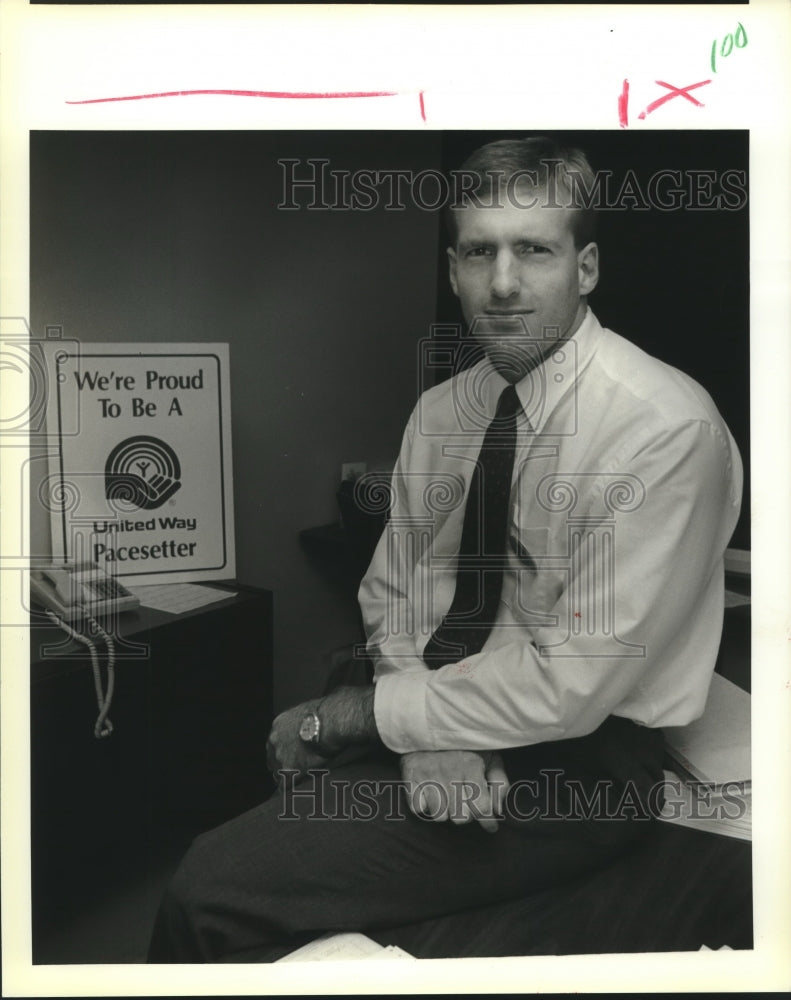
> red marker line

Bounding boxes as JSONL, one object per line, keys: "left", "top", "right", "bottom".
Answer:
{"left": 66, "top": 88, "right": 399, "bottom": 105}
{"left": 637, "top": 79, "right": 712, "bottom": 120}
{"left": 618, "top": 79, "right": 629, "bottom": 128}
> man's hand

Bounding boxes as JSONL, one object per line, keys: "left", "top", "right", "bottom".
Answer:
{"left": 400, "top": 749, "right": 510, "bottom": 834}
{"left": 266, "top": 686, "right": 379, "bottom": 784}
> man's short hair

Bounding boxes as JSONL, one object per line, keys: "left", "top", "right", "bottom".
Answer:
{"left": 446, "top": 136, "right": 598, "bottom": 250}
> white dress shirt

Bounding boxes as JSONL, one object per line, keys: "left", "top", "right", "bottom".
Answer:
{"left": 361, "top": 309, "right": 743, "bottom": 754}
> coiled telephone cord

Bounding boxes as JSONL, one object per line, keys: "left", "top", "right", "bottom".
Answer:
{"left": 44, "top": 610, "right": 116, "bottom": 738}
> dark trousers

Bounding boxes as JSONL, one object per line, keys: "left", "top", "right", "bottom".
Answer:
{"left": 147, "top": 716, "right": 665, "bottom": 963}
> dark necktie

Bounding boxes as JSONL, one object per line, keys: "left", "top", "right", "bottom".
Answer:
{"left": 422, "top": 383, "right": 522, "bottom": 669}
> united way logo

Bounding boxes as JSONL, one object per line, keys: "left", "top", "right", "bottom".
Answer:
{"left": 105, "top": 435, "right": 182, "bottom": 511}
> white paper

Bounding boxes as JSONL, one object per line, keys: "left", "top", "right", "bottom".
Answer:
{"left": 664, "top": 674, "right": 751, "bottom": 787}
{"left": 277, "top": 933, "right": 414, "bottom": 963}
{"left": 2, "top": 2, "right": 790, "bottom": 997}
{"left": 129, "top": 583, "right": 236, "bottom": 615}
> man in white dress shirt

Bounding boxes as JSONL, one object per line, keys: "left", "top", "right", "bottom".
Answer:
{"left": 148, "top": 137, "right": 742, "bottom": 962}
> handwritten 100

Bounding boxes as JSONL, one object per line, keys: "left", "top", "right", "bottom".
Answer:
{"left": 711, "top": 23, "right": 747, "bottom": 74}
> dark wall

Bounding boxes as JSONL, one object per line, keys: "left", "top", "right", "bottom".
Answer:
{"left": 435, "top": 130, "right": 750, "bottom": 551}
{"left": 30, "top": 130, "right": 442, "bottom": 710}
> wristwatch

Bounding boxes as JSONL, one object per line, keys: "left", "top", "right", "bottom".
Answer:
{"left": 298, "top": 709, "right": 332, "bottom": 757}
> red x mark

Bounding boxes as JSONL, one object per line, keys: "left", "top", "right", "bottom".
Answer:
{"left": 638, "top": 79, "right": 712, "bottom": 120}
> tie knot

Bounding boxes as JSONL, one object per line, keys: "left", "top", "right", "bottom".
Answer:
{"left": 477, "top": 383, "right": 521, "bottom": 444}
{"left": 492, "top": 383, "right": 522, "bottom": 424}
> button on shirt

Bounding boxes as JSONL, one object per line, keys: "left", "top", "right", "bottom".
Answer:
{"left": 360, "top": 310, "right": 743, "bottom": 754}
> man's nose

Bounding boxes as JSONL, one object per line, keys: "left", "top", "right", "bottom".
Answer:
{"left": 490, "top": 250, "right": 520, "bottom": 298}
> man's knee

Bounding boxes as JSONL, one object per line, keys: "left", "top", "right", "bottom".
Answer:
{"left": 149, "top": 832, "right": 251, "bottom": 962}
{"left": 167, "top": 822, "right": 258, "bottom": 911}
{"left": 163, "top": 838, "right": 211, "bottom": 914}
{"left": 157, "top": 837, "right": 215, "bottom": 926}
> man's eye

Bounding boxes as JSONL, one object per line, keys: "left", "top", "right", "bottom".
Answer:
{"left": 466, "top": 247, "right": 492, "bottom": 258}
{"left": 520, "top": 244, "right": 550, "bottom": 255}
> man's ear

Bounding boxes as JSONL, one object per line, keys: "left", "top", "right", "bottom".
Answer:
{"left": 447, "top": 246, "right": 459, "bottom": 297}
{"left": 577, "top": 242, "right": 599, "bottom": 296}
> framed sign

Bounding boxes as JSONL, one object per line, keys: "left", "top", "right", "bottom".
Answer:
{"left": 45, "top": 342, "right": 235, "bottom": 584}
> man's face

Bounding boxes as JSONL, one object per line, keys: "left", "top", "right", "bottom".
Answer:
{"left": 447, "top": 186, "right": 599, "bottom": 382}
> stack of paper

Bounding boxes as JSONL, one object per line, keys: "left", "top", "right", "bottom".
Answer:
{"left": 660, "top": 673, "right": 751, "bottom": 841}
{"left": 277, "top": 933, "right": 414, "bottom": 962}
{"left": 658, "top": 769, "right": 751, "bottom": 841}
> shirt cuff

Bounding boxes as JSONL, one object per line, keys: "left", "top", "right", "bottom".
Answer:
{"left": 373, "top": 671, "right": 434, "bottom": 753}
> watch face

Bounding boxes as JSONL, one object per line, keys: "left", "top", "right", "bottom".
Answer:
{"left": 299, "top": 713, "right": 319, "bottom": 743}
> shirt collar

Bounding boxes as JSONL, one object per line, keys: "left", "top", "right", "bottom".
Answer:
{"left": 478, "top": 307, "right": 601, "bottom": 435}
